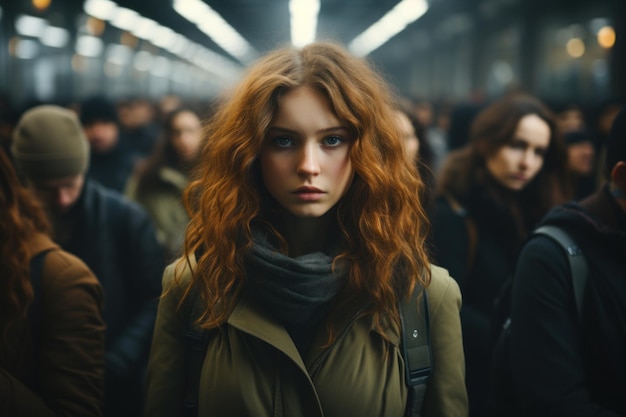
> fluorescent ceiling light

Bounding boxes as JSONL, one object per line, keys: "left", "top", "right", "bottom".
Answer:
{"left": 133, "top": 50, "right": 153, "bottom": 71}
{"left": 173, "top": 0, "right": 257, "bottom": 63}
{"left": 76, "top": 35, "right": 104, "bottom": 57}
{"left": 349, "top": 0, "right": 428, "bottom": 57}
{"left": 110, "top": 7, "right": 139, "bottom": 31}
{"left": 83, "top": 0, "right": 118, "bottom": 21}
{"left": 40, "top": 26, "right": 70, "bottom": 47}
{"left": 81, "top": 0, "right": 243, "bottom": 81}
{"left": 131, "top": 17, "right": 158, "bottom": 40}
{"left": 290, "top": 0, "right": 320, "bottom": 47}
{"left": 15, "top": 14, "right": 47, "bottom": 37}
{"left": 106, "top": 43, "right": 132, "bottom": 65}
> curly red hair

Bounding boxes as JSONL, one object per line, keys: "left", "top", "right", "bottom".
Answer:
{"left": 179, "top": 42, "right": 431, "bottom": 336}
{"left": 0, "top": 150, "right": 50, "bottom": 339}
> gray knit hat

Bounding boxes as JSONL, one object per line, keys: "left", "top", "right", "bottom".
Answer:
{"left": 11, "top": 105, "right": 90, "bottom": 180}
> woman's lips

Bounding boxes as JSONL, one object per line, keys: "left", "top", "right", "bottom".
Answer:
{"left": 293, "top": 186, "right": 325, "bottom": 200}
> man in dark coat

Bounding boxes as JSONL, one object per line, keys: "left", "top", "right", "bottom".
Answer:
{"left": 11, "top": 105, "right": 165, "bottom": 417}
{"left": 510, "top": 108, "right": 626, "bottom": 416}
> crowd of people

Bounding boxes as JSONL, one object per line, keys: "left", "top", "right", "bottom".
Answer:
{"left": 0, "top": 41, "right": 624, "bottom": 417}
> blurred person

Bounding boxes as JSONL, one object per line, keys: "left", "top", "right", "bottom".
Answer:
{"left": 80, "top": 95, "right": 137, "bottom": 193}
{"left": 0, "top": 149, "right": 105, "bottom": 416}
{"left": 508, "top": 108, "right": 626, "bottom": 416}
{"left": 144, "top": 42, "right": 468, "bottom": 417}
{"left": 126, "top": 107, "right": 203, "bottom": 261}
{"left": 592, "top": 101, "right": 624, "bottom": 190}
{"left": 117, "top": 97, "right": 161, "bottom": 159}
{"left": 430, "top": 93, "right": 571, "bottom": 417}
{"left": 446, "top": 102, "right": 484, "bottom": 152}
{"left": 564, "top": 130, "right": 598, "bottom": 200}
{"left": 11, "top": 105, "right": 165, "bottom": 417}
{"left": 394, "top": 104, "right": 437, "bottom": 215}
{"left": 554, "top": 102, "right": 586, "bottom": 134}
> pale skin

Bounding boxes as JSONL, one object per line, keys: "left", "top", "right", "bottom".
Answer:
{"left": 486, "top": 114, "right": 551, "bottom": 191}
{"left": 27, "top": 175, "right": 85, "bottom": 215}
{"left": 394, "top": 110, "right": 419, "bottom": 164}
{"left": 169, "top": 111, "right": 203, "bottom": 163}
{"left": 84, "top": 121, "right": 119, "bottom": 154}
{"left": 260, "top": 86, "right": 354, "bottom": 257}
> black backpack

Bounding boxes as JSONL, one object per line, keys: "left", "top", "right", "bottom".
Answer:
{"left": 487, "top": 225, "right": 588, "bottom": 417}
{"left": 181, "top": 285, "right": 432, "bottom": 417}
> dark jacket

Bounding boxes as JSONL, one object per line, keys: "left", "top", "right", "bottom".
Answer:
{"left": 144, "top": 261, "right": 468, "bottom": 417}
{"left": 511, "top": 186, "right": 626, "bottom": 417}
{"left": 430, "top": 183, "right": 526, "bottom": 417}
{"left": 0, "top": 233, "right": 105, "bottom": 417}
{"left": 62, "top": 179, "right": 164, "bottom": 417}
{"left": 88, "top": 140, "right": 137, "bottom": 193}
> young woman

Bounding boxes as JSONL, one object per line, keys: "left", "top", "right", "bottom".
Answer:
{"left": 0, "top": 149, "right": 105, "bottom": 416}
{"left": 429, "top": 93, "right": 571, "bottom": 417}
{"left": 126, "top": 107, "right": 204, "bottom": 260}
{"left": 144, "top": 42, "right": 468, "bottom": 417}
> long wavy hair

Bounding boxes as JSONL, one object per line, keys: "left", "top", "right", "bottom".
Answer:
{"left": 438, "top": 93, "right": 571, "bottom": 235}
{"left": 179, "top": 42, "right": 431, "bottom": 337}
{"left": 0, "top": 149, "right": 50, "bottom": 340}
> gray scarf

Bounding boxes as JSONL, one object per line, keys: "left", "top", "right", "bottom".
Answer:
{"left": 245, "top": 225, "right": 346, "bottom": 352}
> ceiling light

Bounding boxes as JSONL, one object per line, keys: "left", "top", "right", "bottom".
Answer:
{"left": 290, "top": 0, "right": 320, "bottom": 47}
{"left": 173, "top": 0, "right": 257, "bottom": 63}
{"left": 83, "top": 0, "right": 118, "bottom": 21}
{"left": 131, "top": 17, "right": 158, "bottom": 40}
{"left": 110, "top": 7, "right": 139, "bottom": 31}
{"left": 40, "top": 26, "right": 69, "bottom": 48}
{"left": 76, "top": 35, "right": 104, "bottom": 57}
{"left": 349, "top": 0, "right": 428, "bottom": 57}
{"left": 15, "top": 14, "right": 47, "bottom": 37}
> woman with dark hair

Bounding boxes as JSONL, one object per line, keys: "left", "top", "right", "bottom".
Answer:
{"left": 0, "top": 149, "right": 105, "bottom": 416}
{"left": 430, "top": 93, "right": 571, "bottom": 417}
{"left": 126, "top": 107, "right": 203, "bottom": 260}
{"left": 144, "top": 42, "right": 468, "bottom": 417}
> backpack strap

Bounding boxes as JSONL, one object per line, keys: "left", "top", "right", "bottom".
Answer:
{"left": 401, "top": 285, "right": 431, "bottom": 417}
{"left": 29, "top": 250, "right": 53, "bottom": 347}
{"left": 28, "top": 249, "right": 53, "bottom": 392}
{"left": 533, "top": 225, "right": 588, "bottom": 317}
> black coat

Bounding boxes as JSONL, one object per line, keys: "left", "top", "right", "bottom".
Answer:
{"left": 62, "top": 179, "right": 164, "bottom": 417}
{"left": 430, "top": 184, "right": 526, "bottom": 417}
{"left": 511, "top": 186, "right": 626, "bottom": 417}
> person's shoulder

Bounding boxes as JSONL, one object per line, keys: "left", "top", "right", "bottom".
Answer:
{"left": 89, "top": 178, "right": 152, "bottom": 217}
{"left": 162, "top": 255, "right": 195, "bottom": 294}
{"left": 40, "top": 242, "right": 100, "bottom": 289}
{"left": 426, "top": 264, "right": 462, "bottom": 310}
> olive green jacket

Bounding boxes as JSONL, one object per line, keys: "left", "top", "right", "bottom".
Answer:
{"left": 144, "top": 260, "right": 467, "bottom": 417}
{"left": 125, "top": 166, "right": 189, "bottom": 260}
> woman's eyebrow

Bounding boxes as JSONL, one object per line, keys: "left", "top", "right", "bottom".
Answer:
{"left": 267, "top": 126, "right": 348, "bottom": 134}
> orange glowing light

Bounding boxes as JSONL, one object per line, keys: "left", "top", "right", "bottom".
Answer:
{"left": 566, "top": 38, "right": 585, "bottom": 58}
{"left": 32, "top": 0, "right": 52, "bottom": 11}
{"left": 597, "top": 26, "right": 616, "bottom": 49}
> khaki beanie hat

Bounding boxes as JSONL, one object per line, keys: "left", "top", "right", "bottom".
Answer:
{"left": 11, "top": 105, "right": 90, "bottom": 180}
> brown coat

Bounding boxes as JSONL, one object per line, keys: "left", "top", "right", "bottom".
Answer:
{"left": 0, "top": 233, "right": 105, "bottom": 417}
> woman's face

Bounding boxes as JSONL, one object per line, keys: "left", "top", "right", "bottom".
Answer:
{"left": 394, "top": 110, "right": 420, "bottom": 163}
{"left": 485, "top": 114, "right": 551, "bottom": 191}
{"left": 170, "top": 111, "right": 202, "bottom": 162}
{"left": 260, "top": 85, "right": 354, "bottom": 218}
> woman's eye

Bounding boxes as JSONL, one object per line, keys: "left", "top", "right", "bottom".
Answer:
{"left": 323, "top": 136, "right": 343, "bottom": 146}
{"left": 273, "top": 137, "right": 293, "bottom": 147}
